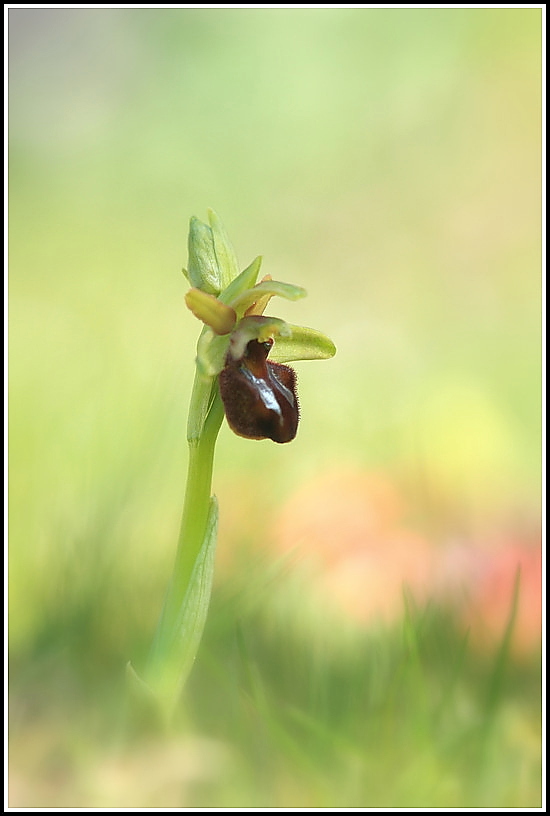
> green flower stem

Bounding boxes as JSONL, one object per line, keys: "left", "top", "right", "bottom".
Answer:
{"left": 167, "top": 391, "right": 223, "bottom": 629}
{"left": 146, "top": 372, "right": 224, "bottom": 714}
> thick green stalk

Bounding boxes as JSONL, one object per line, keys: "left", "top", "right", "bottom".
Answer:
{"left": 160, "top": 403, "right": 222, "bottom": 635}
{"left": 146, "top": 374, "right": 224, "bottom": 713}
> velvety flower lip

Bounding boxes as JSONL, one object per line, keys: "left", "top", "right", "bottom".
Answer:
{"left": 219, "top": 337, "right": 299, "bottom": 443}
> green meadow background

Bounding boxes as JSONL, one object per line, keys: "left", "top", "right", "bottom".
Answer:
{"left": 8, "top": 7, "right": 542, "bottom": 808}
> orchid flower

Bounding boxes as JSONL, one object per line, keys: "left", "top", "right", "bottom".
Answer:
{"left": 136, "top": 210, "right": 335, "bottom": 720}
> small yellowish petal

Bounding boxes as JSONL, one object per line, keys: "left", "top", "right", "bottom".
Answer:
{"left": 185, "top": 288, "right": 237, "bottom": 335}
{"left": 244, "top": 274, "right": 274, "bottom": 316}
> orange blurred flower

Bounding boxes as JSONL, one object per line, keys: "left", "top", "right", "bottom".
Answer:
{"left": 272, "top": 467, "right": 434, "bottom": 626}
{"left": 271, "top": 466, "right": 542, "bottom": 659}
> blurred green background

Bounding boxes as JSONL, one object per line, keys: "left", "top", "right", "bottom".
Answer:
{"left": 8, "top": 7, "right": 542, "bottom": 808}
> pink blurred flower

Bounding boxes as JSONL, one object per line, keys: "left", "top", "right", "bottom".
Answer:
{"left": 435, "top": 534, "right": 542, "bottom": 659}
{"left": 271, "top": 467, "right": 542, "bottom": 659}
{"left": 272, "top": 467, "right": 435, "bottom": 626}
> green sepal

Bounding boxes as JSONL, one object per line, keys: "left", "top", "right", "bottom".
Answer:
{"left": 208, "top": 209, "right": 239, "bottom": 291}
{"left": 219, "top": 256, "right": 263, "bottom": 306}
{"left": 186, "top": 349, "right": 220, "bottom": 441}
{"left": 195, "top": 329, "right": 232, "bottom": 379}
{"left": 270, "top": 324, "right": 336, "bottom": 363}
{"left": 186, "top": 217, "right": 221, "bottom": 295}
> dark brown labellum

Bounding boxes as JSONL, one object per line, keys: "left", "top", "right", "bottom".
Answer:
{"left": 219, "top": 338, "right": 299, "bottom": 443}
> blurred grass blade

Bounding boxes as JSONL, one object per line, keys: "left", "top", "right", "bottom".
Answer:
{"left": 484, "top": 566, "right": 521, "bottom": 719}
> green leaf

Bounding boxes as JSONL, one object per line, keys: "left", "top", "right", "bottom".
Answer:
{"left": 229, "top": 280, "right": 307, "bottom": 314}
{"left": 208, "top": 209, "right": 239, "bottom": 290}
{"left": 270, "top": 324, "right": 337, "bottom": 363}
{"left": 147, "top": 497, "right": 219, "bottom": 717}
